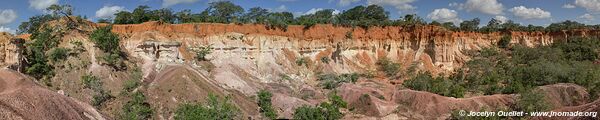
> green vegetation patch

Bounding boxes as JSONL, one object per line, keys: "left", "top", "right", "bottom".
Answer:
{"left": 293, "top": 93, "right": 347, "bottom": 120}
{"left": 174, "top": 94, "right": 241, "bottom": 120}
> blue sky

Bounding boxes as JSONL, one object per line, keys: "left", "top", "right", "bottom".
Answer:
{"left": 0, "top": 0, "right": 599, "bottom": 34}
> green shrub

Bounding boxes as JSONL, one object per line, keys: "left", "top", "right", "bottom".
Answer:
{"left": 123, "top": 79, "right": 140, "bottom": 93}
{"left": 257, "top": 90, "right": 277, "bottom": 119}
{"left": 25, "top": 61, "right": 53, "bottom": 80}
{"left": 82, "top": 74, "right": 102, "bottom": 90}
{"left": 48, "top": 47, "right": 70, "bottom": 62}
{"left": 82, "top": 74, "right": 113, "bottom": 107}
{"left": 174, "top": 94, "right": 241, "bottom": 120}
{"left": 479, "top": 47, "right": 501, "bottom": 57}
{"left": 317, "top": 73, "right": 360, "bottom": 89}
{"left": 361, "top": 70, "right": 376, "bottom": 78}
{"left": 90, "top": 25, "right": 124, "bottom": 69}
{"left": 296, "top": 57, "right": 309, "bottom": 67}
{"left": 376, "top": 58, "right": 401, "bottom": 77}
{"left": 292, "top": 105, "right": 322, "bottom": 120}
{"left": 70, "top": 40, "right": 85, "bottom": 53}
{"left": 552, "top": 37, "right": 600, "bottom": 61}
{"left": 194, "top": 45, "right": 213, "bottom": 61}
{"left": 121, "top": 92, "right": 153, "bottom": 120}
{"left": 123, "top": 67, "right": 143, "bottom": 93}
{"left": 516, "top": 90, "right": 551, "bottom": 113}
{"left": 404, "top": 72, "right": 465, "bottom": 98}
{"left": 497, "top": 35, "right": 511, "bottom": 49}
{"left": 90, "top": 26, "right": 120, "bottom": 53}
{"left": 320, "top": 57, "right": 330, "bottom": 64}
{"left": 92, "top": 90, "right": 112, "bottom": 107}
{"left": 293, "top": 93, "right": 347, "bottom": 120}
{"left": 279, "top": 74, "right": 292, "bottom": 81}
{"left": 25, "top": 27, "right": 58, "bottom": 80}
{"left": 101, "top": 52, "right": 124, "bottom": 69}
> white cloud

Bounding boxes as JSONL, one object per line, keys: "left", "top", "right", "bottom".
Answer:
{"left": 509, "top": 6, "right": 551, "bottom": 19}
{"left": 162, "top": 0, "right": 200, "bottom": 7}
{"left": 453, "top": 0, "right": 504, "bottom": 15}
{"left": 427, "top": 8, "right": 462, "bottom": 24}
{"left": 303, "top": 8, "right": 340, "bottom": 15}
{"left": 95, "top": 6, "right": 127, "bottom": 19}
{"left": 0, "top": 9, "right": 17, "bottom": 25}
{"left": 494, "top": 15, "right": 508, "bottom": 23}
{"left": 0, "top": 26, "right": 15, "bottom": 34}
{"left": 367, "top": 0, "right": 417, "bottom": 14}
{"left": 578, "top": 13, "right": 594, "bottom": 20}
{"left": 562, "top": 4, "right": 576, "bottom": 9}
{"left": 575, "top": 0, "right": 600, "bottom": 13}
{"left": 29, "top": 0, "right": 58, "bottom": 10}
{"left": 338, "top": 0, "right": 361, "bottom": 6}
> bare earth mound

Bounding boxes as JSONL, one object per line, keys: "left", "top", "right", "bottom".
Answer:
{"left": 0, "top": 68, "right": 106, "bottom": 120}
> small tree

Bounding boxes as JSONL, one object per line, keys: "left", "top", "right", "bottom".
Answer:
{"left": 90, "top": 25, "right": 124, "bottom": 69}
{"left": 376, "top": 58, "right": 401, "bottom": 77}
{"left": 295, "top": 57, "right": 309, "bottom": 67}
{"left": 257, "top": 90, "right": 277, "bottom": 119}
{"left": 122, "top": 67, "right": 143, "bottom": 93}
{"left": 460, "top": 18, "right": 480, "bottom": 32}
{"left": 320, "top": 57, "right": 330, "bottom": 64}
{"left": 203, "top": 1, "right": 245, "bottom": 23}
{"left": 90, "top": 26, "right": 120, "bottom": 53}
{"left": 121, "top": 92, "right": 153, "bottom": 120}
{"left": 82, "top": 74, "right": 113, "bottom": 107}
{"left": 48, "top": 47, "right": 70, "bottom": 62}
{"left": 497, "top": 35, "right": 511, "bottom": 49}
{"left": 175, "top": 94, "right": 241, "bottom": 120}
{"left": 293, "top": 93, "right": 347, "bottom": 120}
{"left": 194, "top": 45, "right": 213, "bottom": 61}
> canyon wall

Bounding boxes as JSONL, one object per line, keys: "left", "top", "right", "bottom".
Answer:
{"left": 106, "top": 22, "right": 600, "bottom": 75}
{"left": 3, "top": 22, "right": 600, "bottom": 75}
{"left": 1, "top": 21, "right": 600, "bottom": 119}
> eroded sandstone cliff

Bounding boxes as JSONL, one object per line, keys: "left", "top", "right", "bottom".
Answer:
{"left": 1, "top": 21, "right": 600, "bottom": 119}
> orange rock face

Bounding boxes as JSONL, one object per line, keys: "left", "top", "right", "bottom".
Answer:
{"left": 104, "top": 22, "right": 599, "bottom": 74}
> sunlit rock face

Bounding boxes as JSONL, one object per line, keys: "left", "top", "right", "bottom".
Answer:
{"left": 110, "top": 22, "right": 600, "bottom": 76}
{"left": 134, "top": 40, "right": 184, "bottom": 64}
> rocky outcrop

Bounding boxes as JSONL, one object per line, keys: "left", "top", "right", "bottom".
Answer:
{"left": 0, "top": 33, "right": 24, "bottom": 69}
{"left": 537, "top": 83, "right": 590, "bottom": 108}
{"left": 134, "top": 40, "right": 183, "bottom": 64}
{"left": 0, "top": 68, "right": 106, "bottom": 120}
{"left": 145, "top": 65, "right": 260, "bottom": 119}
{"left": 336, "top": 82, "right": 591, "bottom": 119}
